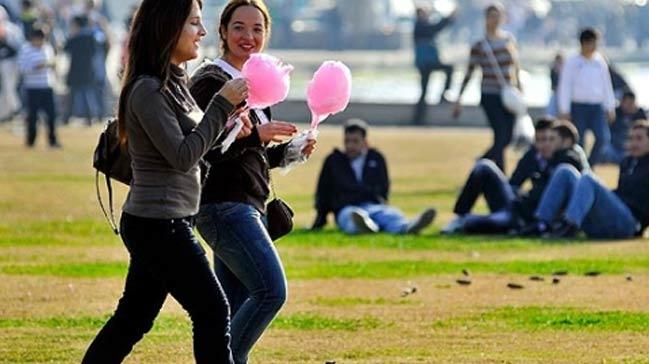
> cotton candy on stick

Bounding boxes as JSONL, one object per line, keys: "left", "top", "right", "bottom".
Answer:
{"left": 220, "top": 53, "right": 294, "bottom": 152}
{"left": 280, "top": 61, "right": 352, "bottom": 174}
{"left": 307, "top": 61, "right": 352, "bottom": 130}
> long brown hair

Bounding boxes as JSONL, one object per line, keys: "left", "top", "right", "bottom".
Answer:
{"left": 118, "top": 0, "right": 202, "bottom": 144}
{"left": 218, "top": 0, "right": 272, "bottom": 55}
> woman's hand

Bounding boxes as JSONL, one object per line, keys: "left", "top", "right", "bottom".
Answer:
{"left": 235, "top": 111, "right": 253, "bottom": 140}
{"left": 302, "top": 138, "right": 317, "bottom": 158}
{"left": 219, "top": 78, "right": 248, "bottom": 106}
{"left": 258, "top": 121, "right": 297, "bottom": 143}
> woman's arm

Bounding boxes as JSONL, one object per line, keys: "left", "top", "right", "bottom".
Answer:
{"left": 190, "top": 74, "right": 260, "bottom": 164}
{"left": 131, "top": 77, "right": 235, "bottom": 172}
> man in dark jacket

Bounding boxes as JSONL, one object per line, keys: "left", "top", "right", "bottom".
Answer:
{"left": 529, "top": 120, "right": 649, "bottom": 239}
{"left": 599, "top": 91, "right": 647, "bottom": 166}
{"left": 312, "top": 119, "right": 436, "bottom": 235}
{"left": 412, "top": 7, "right": 456, "bottom": 124}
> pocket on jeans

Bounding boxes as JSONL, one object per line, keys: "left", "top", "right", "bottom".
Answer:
{"left": 196, "top": 210, "right": 219, "bottom": 250}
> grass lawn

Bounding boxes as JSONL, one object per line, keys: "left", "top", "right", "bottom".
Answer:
{"left": 1, "top": 123, "right": 648, "bottom": 363}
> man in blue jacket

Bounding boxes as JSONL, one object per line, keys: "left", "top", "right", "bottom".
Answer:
{"left": 311, "top": 119, "right": 436, "bottom": 235}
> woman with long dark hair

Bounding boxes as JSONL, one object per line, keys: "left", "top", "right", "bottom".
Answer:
{"left": 82, "top": 0, "right": 248, "bottom": 362}
{"left": 189, "top": 1, "right": 315, "bottom": 363}
{"left": 453, "top": 3, "right": 521, "bottom": 172}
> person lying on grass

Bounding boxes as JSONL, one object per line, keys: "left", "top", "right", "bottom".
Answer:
{"left": 520, "top": 120, "right": 649, "bottom": 239}
{"left": 443, "top": 119, "right": 589, "bottom": 235}
{"left": 311, "top": 119, "right": 436, "bottom": 235}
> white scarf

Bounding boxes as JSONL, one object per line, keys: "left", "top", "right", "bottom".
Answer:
{"left": 213, "top": 58, "right": 270, "bottom": 125}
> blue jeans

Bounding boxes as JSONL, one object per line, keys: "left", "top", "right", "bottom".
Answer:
{"left": 196, "top": 202, "right": 287, "bottom": 364}
{"left": 571, "top": 102, "right": 611, "bottom": 166}
{"left": 336, "top": 203, "right": 410, "bottom": 234}
{"left": 535, "top": 164, "right": 581, "bottom": 224}
{"left": 535, "top": 165, "right": 638, "bottom": 239}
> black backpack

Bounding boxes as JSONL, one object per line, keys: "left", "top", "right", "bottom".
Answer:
{"left": 93, "top": 119, "right": 132, "bottom": 234}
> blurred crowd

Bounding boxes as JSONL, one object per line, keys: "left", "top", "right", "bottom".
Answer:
{"left": 0, "top": 0, "right": 111, "bottom": 147}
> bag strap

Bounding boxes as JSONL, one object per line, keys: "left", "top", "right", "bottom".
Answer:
{"left": 95, "top": 170, "right": 119, "bottom": 235}
{"left": 263, "top": 148, "right": 279, "bottom": 201}
{"left": 482, "top": 38, "right": 508, "bottom": 88}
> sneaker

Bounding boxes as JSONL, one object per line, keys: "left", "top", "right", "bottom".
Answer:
{"left": 518, "top": 221, "right": 550, "bottom": 237}
{"left": 406, "top": 208, "right": 437, "bottom": 235}
{"left": 350, "top": 210, "right": 379, "bottom": 234}
{"left": 441, "top": 216, "right": 465, "bottom": 235}
{"left": 549, "top": 220, "right": 579, "bottom": 239}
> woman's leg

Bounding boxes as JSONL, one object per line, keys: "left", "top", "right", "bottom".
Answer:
{"left": 84, "top": 213, "right": 234, "bottom": 364}
{"left": 480, "top": 94, "right": 514, "bottom": 171}
{"left": 198, "top": 203, "right": 287, "bottom": 364}
{"left": 82, "top": 254, "right": 167, "bottom": 364}
{"left": 196, "top": 205, "right": 248, "bottom": 317}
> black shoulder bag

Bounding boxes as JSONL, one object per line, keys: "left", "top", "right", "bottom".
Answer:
{"left": 93, "top": 119, "right": 132, "bottom": 234}
{"left": 264, "top": 150, "right": 294, "bottom": 241}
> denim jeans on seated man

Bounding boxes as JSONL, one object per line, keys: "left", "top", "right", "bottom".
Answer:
{"left": 336, "top": 203, "right": 411, "bottom": 235}
{"left": 196, "top": 202, "right": 287, "bottom": 364}
{"left": 535, "top": 165, "right": 639, "bottom": 239}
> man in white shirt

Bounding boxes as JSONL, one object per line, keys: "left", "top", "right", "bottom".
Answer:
{"left": 558, "top": 28, "right": 615, "bottom": 166}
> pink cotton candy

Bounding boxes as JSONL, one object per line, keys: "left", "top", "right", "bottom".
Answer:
{"left": 307, "top": 61, "right": 352, "bottom": 129}
{"left": 241, "top": 53, "right": 293, "bottom": 109}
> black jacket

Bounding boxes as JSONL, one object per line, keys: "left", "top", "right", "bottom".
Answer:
{"left": 189, "top": 62, "right": 288, "bottom": 213}
{"left": 615, "top": 154, "right": 649, "bottom": 233}
{"left": 509, "top": 147, "right": 546, "bottom": 192}
{"left": 514, "top": 145, "right": 590, "bottom": 223}
{"left": 312, "top": 148, "right": 389, "bottom": 228}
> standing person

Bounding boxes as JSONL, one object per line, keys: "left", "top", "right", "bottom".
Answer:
{"left": 412, "top": 6, "right": 456, "bottom": 125}
{"left": 81, "top": 0, "right": 249, "bottom": 362}
{"left": 63, "top": 15, "right": 98, "bottom": 125}
{"left": 545, "top": 53, "right": 563, "bottom": 118}
{"left": 17, "top": 25, "right": 59, "bottom": 148}
{"left": 558, "top": 28, "right": 616, "bottom": 166}
{"left": 85, "top": 0, "right": 111, "bottom": 120}
{"left": 600, "top": 91, "right": 646, "bottom": 166}
{"left": 0, "top": 6, "right": 23, "bottom": 122}
{"left": 189, "top": 1, "right": 315, "bottom": 363}
{"left": 453, "top": 3, "right": 522, "bottom": 172}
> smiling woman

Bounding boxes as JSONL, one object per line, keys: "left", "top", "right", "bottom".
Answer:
{"left": 188, "top": 1, "right": 316, "bottom": 364}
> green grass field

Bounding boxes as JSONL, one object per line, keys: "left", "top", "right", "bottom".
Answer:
{"left": 1, "top": 124, "right": 649, "bottom": 363}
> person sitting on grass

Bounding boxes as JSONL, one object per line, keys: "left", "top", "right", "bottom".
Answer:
{"left": 598, "top": 91, "right": 647, "bottom": 166}
{"left": 443, "top": 119, "right": 589, "bottom": 235}
{"left": 521, "top": 120, "right": 649, "bottom": 239}
{"left": 311, "top": 119, "right": 437, "bottom": 235}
